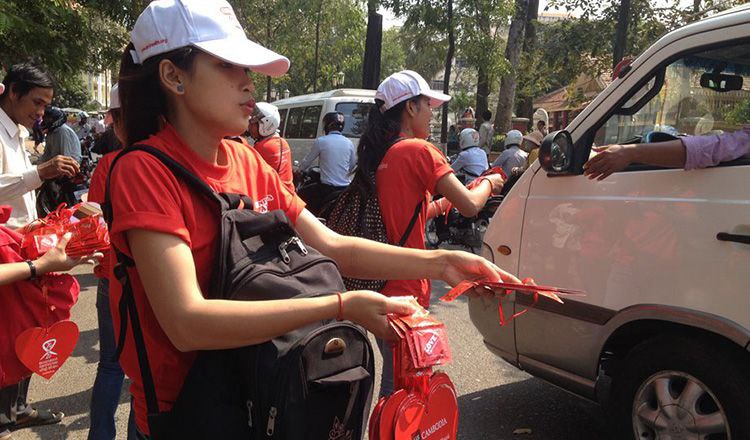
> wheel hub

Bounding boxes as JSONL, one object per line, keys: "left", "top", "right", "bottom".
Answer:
{"left": 655, "top": 405, "right": 695, "bottom": 440}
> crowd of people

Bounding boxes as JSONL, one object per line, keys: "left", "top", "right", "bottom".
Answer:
{"left": 1, "top": 1, "right": 748, "bottom": 440}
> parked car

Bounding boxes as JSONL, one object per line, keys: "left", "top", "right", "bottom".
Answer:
{"left": 473, "top": 5, "right": 750, "bottom": 439}
{"left": 272, "top": 89, "right": 375, "bottom": 162}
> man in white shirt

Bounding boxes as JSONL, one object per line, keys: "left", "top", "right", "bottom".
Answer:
{"left": 0, "top": 64, "right": 79, "bottom": 229}
{"left": 478, "top": 109, "right": 495, "bottom": 154}
{"left": 0, "top": 64, "right": 80, "bottom": 435}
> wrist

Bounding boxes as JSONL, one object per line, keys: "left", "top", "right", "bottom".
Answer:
{"left": 27, "top": 259, "right": 39, "bottom": 279}
{"left": 429, "top": 249, "right": 450, "bottom": 280}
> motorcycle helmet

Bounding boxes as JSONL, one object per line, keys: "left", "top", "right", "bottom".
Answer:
{"left": 322, "top": 112, "right": 345, "bottom": 134}
{"left": 459, "top": 128, "right": 480, "bottom": 150}
{"left": 504, "top": 129, "right": 523, "bottom": 148}
{"left": 252, "top": 102, "right": 280, "bottom": 137}
{"left": 40, "top": 106, "right": 67, "bottom": 133}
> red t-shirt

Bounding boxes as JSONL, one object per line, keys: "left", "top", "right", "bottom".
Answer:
{"left": 253, "top": 135, "right": 294, "bottom": 193}
{"left": 107, "top": 124, "right": 305, "bottom": 435}
{"left": 87, "top": 151, "right": 117, "bottom": 278}
{"left": 376, "top": 138, "right": 453, "bottom": 307}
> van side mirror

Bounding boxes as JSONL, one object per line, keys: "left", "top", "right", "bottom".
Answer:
{"left": 700, "top": 72, "right": 743, "bottom": 92}
{"left": 539, "top": 130, "right": 573, "bottom": 173}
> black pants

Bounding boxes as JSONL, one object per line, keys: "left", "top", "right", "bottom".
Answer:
{"left": 0, "top": 377, "right": 29, "bottom": 427}
{"left": 306, "top": 183, "right": 347, "bottom": 216}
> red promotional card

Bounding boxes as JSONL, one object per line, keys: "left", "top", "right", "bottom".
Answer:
{"left": 14, "top": 320, "right": 79, "bottom": 380}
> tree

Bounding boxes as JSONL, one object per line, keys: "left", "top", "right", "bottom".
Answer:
{"left": 613, "top": 0, "right": 631, "bottom": 69}
{"left": 362, "top": 0, "right": 383, "bottom": 89}
{"left": 380, "top": 27, "right": 407, "bottom": 76}
{"left": 516, "top": 0, "right": 540, "bottom": 122}
{"left": 494, "top": 0, "right": 528, "bottom": 134}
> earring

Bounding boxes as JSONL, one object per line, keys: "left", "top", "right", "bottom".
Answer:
{"left": 176, "top": 83, "right": 184, "bottom": 93}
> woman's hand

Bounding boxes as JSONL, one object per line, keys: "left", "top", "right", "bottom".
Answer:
{"left": 35, "top": 232, "right": 103, "bottom": 275}
{"left": 342, "top": 291, "right": 419, "bottom": 340}
{"left": 438, "top": 250, "right": 521, "bottom": 291}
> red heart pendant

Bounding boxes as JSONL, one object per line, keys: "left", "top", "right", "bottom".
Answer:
{"left": 413, "top": 373, "right": 459, "bottom": 440}
{"left": 14, "top": 321, "right": 79, "bottom": 380}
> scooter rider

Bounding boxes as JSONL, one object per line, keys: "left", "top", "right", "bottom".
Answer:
{"left": 299, "top": 111, "right": 356, "bottom": 212}
{"left": 248, "top": 102, "right": 294, "bottom": 192}
{"left": 39, "top": 106, "right": 82, "bottom": 164}
{"left": 451, "top": 128, "right": 488, "bottom": 183}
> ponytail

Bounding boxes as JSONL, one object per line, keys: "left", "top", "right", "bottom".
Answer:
{"left": 117, "top": 43, "right": 198, "bottom": 146}
{"left": 351, "top": 97, "right": 413, "bottom": 193}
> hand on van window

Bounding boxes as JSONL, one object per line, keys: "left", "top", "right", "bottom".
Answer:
{"left": 583, "top": 144, "right": 636, "bottom": 180}
{"left": 439, "top": 250, "right": 521, "bottom": 293}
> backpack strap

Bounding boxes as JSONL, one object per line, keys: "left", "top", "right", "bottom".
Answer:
{"left": 101, "top": 144, "right": 237, "bottom": 428}
{"left": 397, "top": 200, "right": 424, "bottom": 246}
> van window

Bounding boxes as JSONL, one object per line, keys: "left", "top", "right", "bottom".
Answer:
{"left": 286, "top": 107, "right": 305, "bottom": 138}
{"left": 278, "top": 108, "right": 288, "bottom": 136}
{"left": 595, "top": 41, "right": 750, "bottom": 148}
{"left": 300, "top": 106, "right": 322, "bottom": 139}
{"left": 335, "top": 102, "right": 376, "bottom": 137}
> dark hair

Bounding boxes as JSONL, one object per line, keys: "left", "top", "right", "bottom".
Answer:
{"left": 0, "top": 63, "right": 53, "bottom": 102}
{"left": 118, "top": 43, "right": 199, "bottom": 146}
{"left": 482, "top": 110, "right": 492, "bottom": 121}
{"left": 351, "top": 96, "right": 419, "bottom": 192}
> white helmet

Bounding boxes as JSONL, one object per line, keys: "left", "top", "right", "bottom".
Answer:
{"left": 253, "top": 102, "right": 280, "bottom": 137}
{"left": 459, "top": 128, "right": 480, "bottom": 150}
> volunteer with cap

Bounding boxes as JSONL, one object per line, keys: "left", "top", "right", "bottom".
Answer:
{"left": 247, "top": 101, "right": 293, "bottom": 192}
{"left": 85, "top": 83, "right": 136, "bottom": 440}
{"left": 110, "top": 2, "right": 519, "bottom": 437}
{"left": 492, "top": 129, "right": 528, "bottom": 178}
{"left": 349, "top": 70, "right": 507, "bottom": 396}
{"left": 450, "top": 128, "right": 488, "bottom": 182}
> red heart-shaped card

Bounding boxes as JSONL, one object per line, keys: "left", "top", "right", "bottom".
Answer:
{"left": 14, "top": 320, "right": 79, "bottom": 380}
{"left": 416, "top": 372, "right": 458, "bottom": 440}
{"left": 379, "top": 389, "right": 407, "bottom": 440}
{"left": 369, "top": 396, "right": 387, "bottom": 440}
{"left": 394, "top": 392, "right": 426, "bottom": 440}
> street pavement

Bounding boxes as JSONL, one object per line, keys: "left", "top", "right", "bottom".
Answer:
{"left": 15, "top": 267, "right": 610, "bottom": 439}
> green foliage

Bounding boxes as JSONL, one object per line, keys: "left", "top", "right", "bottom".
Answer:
{"left": 0, "top": 0, "right": 128, "bottom": 77}
{"left": 381, "top": 27, "right": 407, "bottom": 79}
{"left": 724, "top": 100, "right": 750, "bottom": 127}
{"left": 53, "top": 75, "right": 91, "bottom": 109}
{"left": 448, "top": 89, "right": 475, "bottom": 121}
{"left": 456, "top": 0, "right": 512, "bottom": 84}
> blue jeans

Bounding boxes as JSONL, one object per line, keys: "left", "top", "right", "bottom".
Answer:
{"left": 88, "top": 278, "right": 136, "bottom": 440}
{"left": 376, "top": 338, "right": 394, "bottom": 398}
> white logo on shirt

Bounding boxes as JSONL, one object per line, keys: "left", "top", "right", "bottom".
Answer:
{"left": 255, "top": 195, "right": 275, "bottom": 213}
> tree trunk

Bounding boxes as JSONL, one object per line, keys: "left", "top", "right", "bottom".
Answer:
{"left": 613, "top": 0, "right": 631, "bottom": 69}
{"left": 266, "top": 21, "right": 273, "bottom": 101}
{"left": 693, "top": 0, "right": 701, "bottom": 14}
{"left": 475, "top": 66, "right": 489, "bottom": 126}
{"left": 440, "top": 0, "right": 455, "bottom": 145}
{"left": 494, "top": 0, "right": 528, "bottom": 134}
{"left": 516, "top": 0, "right": 539, "bottom": 124}
{"left": 313, "top": 0, "right": 323, "bottom": 93}
{"left": 362, "top": 0, "right": 383, "bottom": 89}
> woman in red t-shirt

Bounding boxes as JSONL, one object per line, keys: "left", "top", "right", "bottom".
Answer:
{"left": 112, "top": 2, "right": 518, "bottom": 437}
{"left": 350, "top": 70, "right": 506, "bottom": 396}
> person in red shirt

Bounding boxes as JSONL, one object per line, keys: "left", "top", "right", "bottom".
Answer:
{"left": 351, "top": 70, "right": 506, "bottom": 396}
{"left": 85, "top": 83, "right": 137, "bottom": 440}
{"left": 247, "top": 101, "right": 294, "bottom": 192}
{"left": 112, "top": 2, "right": 518, "bottom": 437}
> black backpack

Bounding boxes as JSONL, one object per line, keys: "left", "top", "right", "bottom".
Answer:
{"left": 103, "top": 145, "right": 375, "bottom": 440}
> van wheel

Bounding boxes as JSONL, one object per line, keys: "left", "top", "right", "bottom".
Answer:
{"left": 610, "top": 335, "right": 750, "bottom": 440}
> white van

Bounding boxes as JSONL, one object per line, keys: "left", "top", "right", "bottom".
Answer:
{"left": 272, "top": 89, "right": 376, "bottom": 162}
{"left": 474, "top": 5, "right": 750, "bottom": 438}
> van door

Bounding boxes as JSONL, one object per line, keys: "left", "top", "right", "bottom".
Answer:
{"left": 515, "top": 40, "right": 750, "bottom": 381}
{"left": 284, "top": 104, "right": 322, "bottom": 161}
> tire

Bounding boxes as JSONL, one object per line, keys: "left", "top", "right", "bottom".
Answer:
{"left": 609, "top": 334, "right": 750, "bottom": 440}
{"left": 425, "top": 218, "right": 441, "bottom": 249}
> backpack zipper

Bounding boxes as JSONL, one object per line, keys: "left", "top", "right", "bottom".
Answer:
{"left": 266, "top": 406, "right": 277, "bottom": 436}
{"left": 278, "top": 236, "right": 308, "bottom": 263}
{"left": 240, "top": 257, "right": 337, "bottom": 285}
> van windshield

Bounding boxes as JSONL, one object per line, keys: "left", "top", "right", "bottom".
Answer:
{"left": 595, "top": 41, "right": 750, "bottom": 146}
{"left": 335, "top": 102, "right": 376, "bottom": 138}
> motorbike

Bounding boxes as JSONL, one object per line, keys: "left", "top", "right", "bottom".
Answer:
{"left": 295, "top": 165, "right": 347, "bottom": 218}
{"left": 36, "top": 135, "right": 96, "bottom": 216}
{"left": 425, "top": 194, "right": 503, "bottom": 252}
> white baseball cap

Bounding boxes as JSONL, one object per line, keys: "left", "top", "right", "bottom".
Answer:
{"left": 109, "top": 83, "right": 120, "bottom": 110}
{"left": 130, "top": 0, "right": 289, "bottom": 77}
{"left": 504, "top": 129, "right": 523, "bottom": 147}
{"left": 375, "top": 70, "right": 450, "bottom": 113}
{"left": 0, "top": 83, "right": 4, "bottom": 95}
{"left": 459, "top": 128, "right": 480, "bottom": 149}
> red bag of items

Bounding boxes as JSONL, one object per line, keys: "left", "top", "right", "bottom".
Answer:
{"left": 369, "top": 310, "right": 459, "bottom": 440}
{"left": 0, "top": 221, "right": 80, "bottom": 388}
{"left": 20, "top": 202, "right": 109, "bottom": 260}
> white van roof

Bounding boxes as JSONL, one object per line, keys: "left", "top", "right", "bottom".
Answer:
{"left": 272, "top": 88, "right": 376, "bottom": 106}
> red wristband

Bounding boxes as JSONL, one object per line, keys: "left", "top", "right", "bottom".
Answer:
{"left": 336, "top": 292, "right": 344, "bottom": 321}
